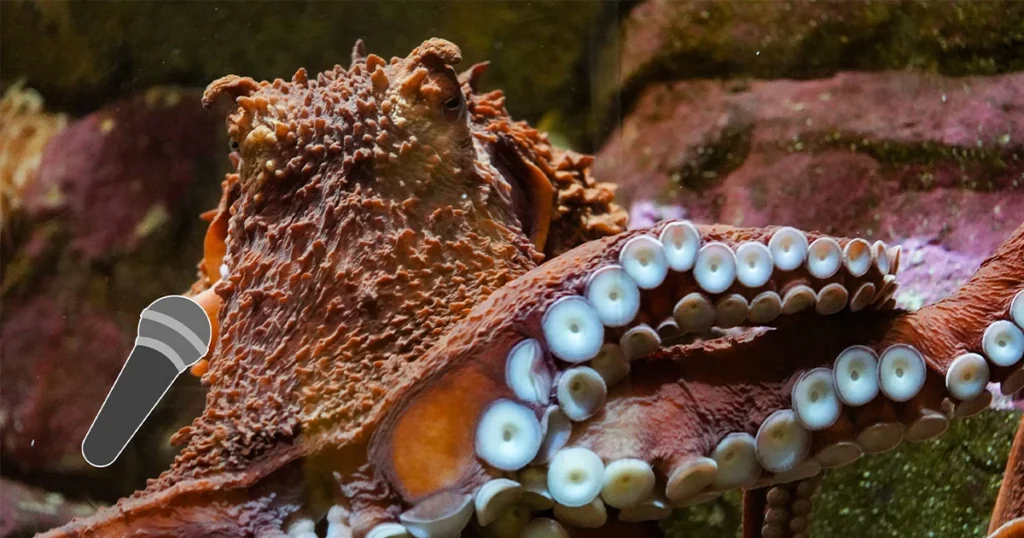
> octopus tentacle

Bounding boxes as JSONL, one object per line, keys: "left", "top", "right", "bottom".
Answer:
{"left": 990, "top": 415, "right": 1024, "bottom": 536}
{"left": 366, "top": 220, "right": 1022, "bottom": 537}
{"left": 42, "top": 482, "right": 292, "bottom": 537}
{"left": 370, "top": 223, "right": 892, "bottom": 493}
{"left": 742, "top": 475, "right": 821, "bottom": 538}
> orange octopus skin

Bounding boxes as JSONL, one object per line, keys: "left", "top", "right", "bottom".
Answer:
{"left": 42, "top": 39, "right": 1023, "bottom": 538}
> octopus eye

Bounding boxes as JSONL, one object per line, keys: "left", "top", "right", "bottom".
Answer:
{"left": 442, "top": 93, "right": 465, "bottom": 123}
{"left": 229, "top": 139, "right": 240, "bottom": 152}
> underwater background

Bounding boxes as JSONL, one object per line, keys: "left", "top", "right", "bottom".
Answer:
{"left": 1, "top": 1, "right": 1023, "bottom": 537}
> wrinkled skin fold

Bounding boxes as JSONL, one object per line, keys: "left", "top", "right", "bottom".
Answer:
{"left": 42, "top": 38, "right": 1024, "bottom": 538}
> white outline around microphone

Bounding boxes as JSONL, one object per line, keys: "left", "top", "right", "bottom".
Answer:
{"left": 81, "top": 295, "right": 212, "bottom": 468}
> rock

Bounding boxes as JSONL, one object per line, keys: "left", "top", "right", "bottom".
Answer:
{"left": 0, "top": 1, "right": 608, "bottom": 146}
{"left": 0, "top": 478, "right": 101, "bottom": 538}
{"left": 892, "top": 237, "right": 985, "bottom": 311}
{"left": 597, "top": 0, "right": 1024, "bottom": 128}
{"left": 0, "top": 298, "right": 127, "bottom": 472}
{"left": 0, "top": 88, "right": 215, "bottom": 494}
{"left": 22, "top": 87, "right": 220, "bottom": 259}
{"left": 627, "top": 200, "right": 686, "bottom": 230}
{"left": 595, "top": 71, "right": 1024, "bottom": 258}
{"left": 0, "top": 294, "right": 204, "bottom": 486}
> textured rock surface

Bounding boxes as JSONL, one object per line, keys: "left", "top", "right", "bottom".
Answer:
{"left": 0, "top": 298, "right": 128, "bottom": 471}
{"left": 22, "top": 87, "right": 221, "bottom": 259}
{"left": 596, "top": 71, "right": 1024, "bottom": 257}
{"left": 894, "top": 237, "right": 985, "bottom": 311}
{"left": 597, "top": 0, "right": 1024, "bottom": 128}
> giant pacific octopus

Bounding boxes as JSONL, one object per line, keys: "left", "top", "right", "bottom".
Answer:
{"left": 44, "top": 39, "right": 1024, "bottom": 538}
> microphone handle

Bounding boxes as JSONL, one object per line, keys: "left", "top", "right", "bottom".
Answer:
{"left": 81, "top": 343, "right": 182, "bottom": 468}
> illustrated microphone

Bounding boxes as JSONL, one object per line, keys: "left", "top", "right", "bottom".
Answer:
{"left": 82, "top": 295, "right": 212, "bottom": 468}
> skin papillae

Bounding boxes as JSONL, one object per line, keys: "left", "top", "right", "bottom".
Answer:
{"left": 41, "top": 38, "right": 1023, "bottom": 538}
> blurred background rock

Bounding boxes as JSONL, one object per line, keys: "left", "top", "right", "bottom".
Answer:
{"left": 0, "top": 0, "right": 621, "bottom": 149}
{"left": 0, "top": 85, "right": 216, "bottom": 536}
{"left": 1, "top": 1, "right": 1022, "bottom": 536}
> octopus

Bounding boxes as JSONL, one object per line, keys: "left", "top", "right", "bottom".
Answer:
{"left": 43, "top": 38, "right": 1024, "bottom": 538}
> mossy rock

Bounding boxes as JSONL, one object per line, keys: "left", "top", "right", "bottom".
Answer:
{"left": 595, "top": 1, "right": 1024, "bottom": 136}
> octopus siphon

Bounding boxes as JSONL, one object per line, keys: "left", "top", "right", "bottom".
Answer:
{"left": 43, "top": 38, "right": 1024, "bottom": 538}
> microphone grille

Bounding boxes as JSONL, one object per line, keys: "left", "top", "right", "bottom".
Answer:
{"left": 142, "top": 295, "right": 213, "bottom": 351}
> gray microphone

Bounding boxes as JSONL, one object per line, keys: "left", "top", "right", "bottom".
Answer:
{"left": 82, "top": 295, "right": 212, "bottom": 468}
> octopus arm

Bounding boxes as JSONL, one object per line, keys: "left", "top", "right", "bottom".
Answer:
{"left": 991, "top": 416, "right": 1024, "bottom": 536}
{"left": 368, "top": 221, "right": 1024, "bottom": 538}
{"left": 34, "top": 478, "right": 289, "bottom": 538}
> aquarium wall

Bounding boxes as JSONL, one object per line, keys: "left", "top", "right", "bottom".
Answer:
{"left": 1, "top": 2, "right": 1023, "bottom": 538}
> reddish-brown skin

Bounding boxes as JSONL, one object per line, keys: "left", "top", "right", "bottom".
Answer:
{"left": 368, "top": 224, "right": 1020, "bottom": 538}
{"left": 41, "top": 38, "right": 1023, "bottom": 538}
{"left": 371, "top": 224, "right": 897, "bottom": 500}
{"left": 992, "top": 417, "right": 1024, "bottom": 536}
{"left": 372, "top": 220, "right": 1019, "bottom": 502}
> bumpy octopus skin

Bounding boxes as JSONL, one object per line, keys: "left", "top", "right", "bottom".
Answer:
{"left": 43, "top": 39, "right": 1024, "bottom": 538}
{"left": 43, "top": 38, "right": 625, "bottom": 538}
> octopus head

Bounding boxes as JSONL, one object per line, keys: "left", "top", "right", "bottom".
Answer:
{"left": 196, "top": 38, "right": 625, "bottom": 289}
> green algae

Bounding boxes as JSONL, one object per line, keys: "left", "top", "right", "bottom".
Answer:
{"left": 659, "top": 409, "right": 1020, "bottom": 538}
{"left": 813, "top": 409, "right": 1019, "bottom": 538}
{"left": 662, "top": 491, "right": 743, "bottom": 537}
{"left": 670, "top": 124, "right": 753, "bottom": 194}
{"left": 774, "top": 123, "right": 1019, "bottom": 192}
{"left": 630, "top": 1, "right": 1023, "bottom": 85}
{"left": 600, "top": 1, "right": 1024, "bottom": 138}
{"left": 800, "top": 134, "right": 1019, "bottom": 192}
